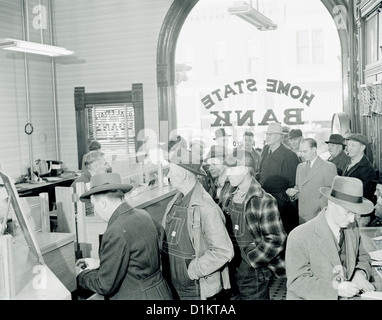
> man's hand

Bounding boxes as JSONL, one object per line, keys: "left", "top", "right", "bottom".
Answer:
{"left": 75, "top": 258, "right": 100, "bottom": 275}
{"left": 351, "top": 269, "right": 375, "bottom": 293}
{"left": 338, "top": 281, "right": 361, "bottom": 298}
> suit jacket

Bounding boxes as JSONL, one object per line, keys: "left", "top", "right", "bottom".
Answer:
{"left": 77, "top": 202, "right": 173, "bottom": 300}
{"left": 285, "top": 210, "right": 372, "bottom": 300}
{"left": 258, "top": 143, "right": 300, "bottom": 193}
{"left": 343, "top": 155, "right": 376, "bottom": 202}
{"left": 295, "top": 156, "right": 337, "bottom": 224}
{"left": 328, "top": 150, "right": 350, "bottom": 176}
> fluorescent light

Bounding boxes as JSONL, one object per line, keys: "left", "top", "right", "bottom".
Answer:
{"left": 228, "top": 2, "right": 277, "bottom": 31}
{"left": 0, "top": 38, "right": 74, "bottom": 57}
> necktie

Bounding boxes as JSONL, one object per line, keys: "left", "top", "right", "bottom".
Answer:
{"left": 338, "top": 228, "right": 344, "bottom": 247}
{"left": 305, "top": 161, "right": 311, "bottom": 175}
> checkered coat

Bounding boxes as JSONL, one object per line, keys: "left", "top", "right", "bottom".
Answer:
{"left": 220, "top": 177, "right": 287, "bottom": 277}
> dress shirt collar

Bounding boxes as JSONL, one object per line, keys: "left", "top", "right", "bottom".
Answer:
{"left": 309, "top": 155, "right": 318, "bottom": 167}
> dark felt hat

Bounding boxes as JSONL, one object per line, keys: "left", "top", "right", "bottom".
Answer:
{"left": 213, "top": 128, "right": 231, "bottom": 140}
{"left": 288, "top": 129, "right": 303, "bottom": 139}
{"left": 325, "top": 134, "right": 345, "bottom": 145}
{"left": 80, "top": 173, "right": 133, "bottom": 203}
{"left": 346, "top": 133, "right": 369, "bottom": 146}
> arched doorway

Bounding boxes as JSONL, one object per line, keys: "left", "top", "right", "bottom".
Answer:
{"left": 157, "top": 0, "right": 357, "bottom": 143}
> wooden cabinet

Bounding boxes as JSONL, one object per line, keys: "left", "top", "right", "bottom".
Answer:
{"left": 35, "top": 232, "right": 76, "bottom": 293}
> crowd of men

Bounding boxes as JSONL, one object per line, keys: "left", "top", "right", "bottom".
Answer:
{"left": 73, "top": 123, "right": 382, "bottom": 300}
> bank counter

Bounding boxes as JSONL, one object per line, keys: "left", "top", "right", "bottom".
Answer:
{"left": 0, "top": 167, "right": 177, "bottom": 300}
{"left": 76, "top": 183, "right": 177, "bottom": 260}
{"left": 359, "top": 227, "right": 382, "bottom": 292}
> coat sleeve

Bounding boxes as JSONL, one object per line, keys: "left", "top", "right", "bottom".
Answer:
{"left": 284, "top": 151, "right": 300, "bottom": 187}
{"left": 354, "top": 228, "right": 372, "bottom": 280}
{"left": 285, "top": 228, "right": 339, "bottom": 300}
{"left": 324, "top": 162, "right": 338, "bottom": 186}
{"left": 77, "top": 227, "right": 130, "bottom": 296}
{"left": 187, "top": 204, "right": 234, "bottom": 280}
{"left": 244, "top": 194, "right": 287, "bottom": 267}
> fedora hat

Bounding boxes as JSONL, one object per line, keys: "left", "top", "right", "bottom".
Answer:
{"left": 213, "top": 128, "right": 231, "bottom": 140}
{"left": 325, "top": 133, "right": 345, "bottom": 145}
{"left": 345, "top": 133, "right": 369, "bottom": 146}
{"left": 288, "top": 129, "right": 303, "bottom": 139}
{"left": 265, "top": 123, "right": 286, "bottom": 135}
{"left": 80, "top": 173, "right": 133, "bottom": 203}
{"left": 170, "top": 148, "right": 206, "bottom": 176}
{"left": 320, "top": 176, "right": 374, "bottom": 215}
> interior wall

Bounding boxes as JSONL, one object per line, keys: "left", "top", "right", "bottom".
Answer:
{"left": 53, "top": 0, "right": 173, "bottom": 171}
{"left": 0, "top": 0, "right": 57, "bottom": 180}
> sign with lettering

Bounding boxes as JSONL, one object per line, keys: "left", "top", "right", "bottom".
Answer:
{"left": 200, "top": 78, "right": 315, "bottom": 127}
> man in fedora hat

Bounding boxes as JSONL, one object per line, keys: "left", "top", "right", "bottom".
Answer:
{"left": 75, "top": 173, "right": 173, "bottom": 300}
{"left": 344, "top": 133, "right": 377, "bottom": 202}
{"left": 285, "top": 176, "right": 375, "bottom": 300}
{"left": 257, "top": 122, "right": 300, "bottom": 234}
{"left": 206, "top": 128, "right": 233, "bottom": 163}
{"left": 325, "top": 133, "right": 350, "bottom": 175}
{"left": 160, "top": 148, "right": 234, "bottom": 300}
{"left": 220, "top": 149, "right": 287, "bottom": 300}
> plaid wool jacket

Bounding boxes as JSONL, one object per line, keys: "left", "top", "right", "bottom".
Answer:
{"left": 219, "top": 177, "right": 287, "bottom": 277}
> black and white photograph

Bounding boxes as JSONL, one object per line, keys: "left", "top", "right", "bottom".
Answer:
{"left": 0, "top": 0, "right": 382, "bottom": 315}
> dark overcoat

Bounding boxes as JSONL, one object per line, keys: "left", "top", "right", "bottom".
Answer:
{"left": 77, "top": 202, "right": 173, "bottom": 300}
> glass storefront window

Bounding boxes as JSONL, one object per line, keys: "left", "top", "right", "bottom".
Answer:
{"left": 175, "top": 0, "right": 343, "bottom": 156}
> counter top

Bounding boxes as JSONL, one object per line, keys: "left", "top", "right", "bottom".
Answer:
{"left": 15, "top": 176, "right": 76, "bottom": 193}
{"left": 34, "top": 231, "right": 75, "bottom": 255}
{"left": 127, "top": 184, "right": 177, "bottom": 209}
{"left": 83, "top": 184, "right": 177, "bottom": 223}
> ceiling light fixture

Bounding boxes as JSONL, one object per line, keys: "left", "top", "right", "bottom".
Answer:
{"left": 228, "top": 1, "right": 277, "bottom": 31}
{"left": 0, "top": 38, "right": 74, "bottom": 57}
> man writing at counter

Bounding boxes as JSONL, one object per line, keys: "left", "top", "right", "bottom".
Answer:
{"left": 161, "top": 148, "right": 234, "bottom": 300}
{"left": 75, "top": 173, "right": 173, "bottom": 300}
{"left": 286, "top": 176, "right": 375, "bottom": 300}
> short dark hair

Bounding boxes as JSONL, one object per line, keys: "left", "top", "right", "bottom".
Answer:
{"left": 302, "top": 138, "right": 317, "bottom": 149}
{"left": 243, "top": 131, "right": 254, "bottom": 137}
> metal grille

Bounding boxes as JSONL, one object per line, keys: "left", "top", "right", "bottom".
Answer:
{"left": 86, "top": 103, "right": 136, "bottom": 162}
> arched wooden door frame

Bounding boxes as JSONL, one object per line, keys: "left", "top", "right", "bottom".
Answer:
{"left": 156, "top": 0, "right": 357, "bottom": 142}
